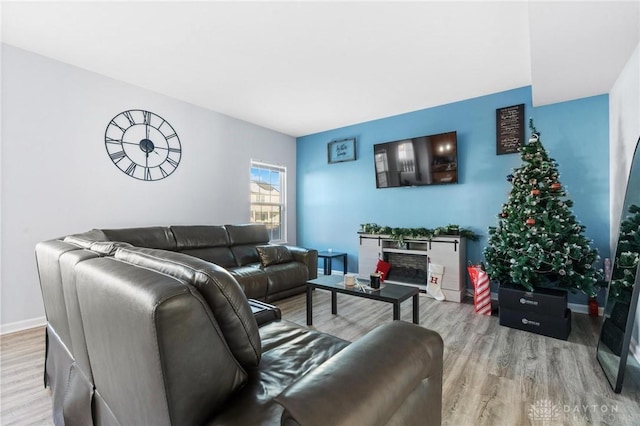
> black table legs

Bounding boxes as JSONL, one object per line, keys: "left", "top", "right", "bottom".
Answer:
{"left": 305, "top": 278, "right": 420, "bottom": 326}
{"left": 393, "top": 295, "right": 420, "bottom": 323}
{"left": 323, "top": 258, "right": 332, "bottom": 275}
{"left": 306, "top": 286, "right": 313, "bottom": 325}
{"left": 318, "top": 252, "right": 348, "bottom": 275}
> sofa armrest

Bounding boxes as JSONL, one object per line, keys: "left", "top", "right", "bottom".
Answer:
{"left": 285, "top": 246, "right": 318, "bottom": 280}
{"left": 248, "top": 299, "right": 281, "bottom": 326}
{"left": 275, "top": 321, "right": 443, "bottom": 426}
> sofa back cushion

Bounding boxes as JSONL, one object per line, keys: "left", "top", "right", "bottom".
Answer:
{"left": 171, "top": 225, "right": 229, "bottom": 249}
{"left": 114, "top": 247, "right": 262, "bottom": 368}
{"left": 59, "top": 249, "right": 102, "bottom": 383}
{"left": 63, "top": 229, "right": 109, "bottom": 248}
{"left": 75, "top": 257, "right": 246, "bottom": 425}
{"left": 35, "top": 240, "right": 81, "bottom": 354}
{"left": 101, "top": 227, "right": 177, "bottom": 250}
{"left": 179, "top": 247, "right": 237, "bottom": 268}
{"left": 226, "top": 224, "right": 270, "bottom": 266}
{"left": 225, "top": 224, "right": 270, "bottom": 246}
{"left": 256, "top": 245, "right": 293, "bottom": 267}
{"left": 89, "top": 241, "right": 133, "bottom": 256}
{"left": 171, "top": 226, "right": 236, "bottom": 268}
{"left": 230, "top": 246, "right": 260, "bottom": 266}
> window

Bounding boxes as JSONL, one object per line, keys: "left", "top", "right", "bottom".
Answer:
{"left": 250, "top": 160, "right": 286, "bottom": 242}
{"left": 397, "top": 141, "right": 415, "bottom": 172}
{"left": 375, "top": 150, "right": 389, "bottom": 188}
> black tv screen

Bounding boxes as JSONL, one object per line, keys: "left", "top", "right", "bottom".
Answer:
{"left": 374, "top": 131, "right": 458, "bottom": 188}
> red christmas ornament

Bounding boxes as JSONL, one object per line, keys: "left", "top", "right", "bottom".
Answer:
{"left": 531, "top": 189, "right": 540, "bottom": 196}
{"left": 500, "top": 212, "right": 508, "bottom": 218}
{"left": 526, "top": 218, "right": 536, "bottom": 226}
{"left": 550, "top": 182, "right": 561, "bottom": 190}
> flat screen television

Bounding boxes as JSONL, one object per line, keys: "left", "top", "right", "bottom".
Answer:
{"left": 373, "top": 131, "right": 458, "bottom": 188}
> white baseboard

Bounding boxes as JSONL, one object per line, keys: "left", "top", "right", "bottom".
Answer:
{"left": 318, "top": 268, "right": 345, "bottom": 276}
{"left": 0, "top": 316, "right": 46, "bottom": 335}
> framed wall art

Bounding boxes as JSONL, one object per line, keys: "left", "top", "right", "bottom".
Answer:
{"left": 328, "top": 138, "right": 356, "bottom": 163}
{"left": 496, "top": 103, "right": 525, "bottom": 155}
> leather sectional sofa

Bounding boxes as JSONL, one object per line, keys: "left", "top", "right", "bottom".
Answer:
{"left": 63, "top": 224, "right": 317, "bottom": 301}
{"left": 36, "top": 224, "right": 444, "bottom": 425}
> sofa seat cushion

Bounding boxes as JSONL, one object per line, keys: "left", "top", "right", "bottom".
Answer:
{"left": 256, "top": 245, "right": 293, "bottom": 267}
{"left": 263, "top": 262, "right": 309, "bottom": 296}
{"left": 207, "top": 320, "right": 349, "bottom": 425}
{"left": 229, "top": 266, "right": 268, "bottom": 301}
{"left": 114, "top": 247, "right": 262, "bottom": 368}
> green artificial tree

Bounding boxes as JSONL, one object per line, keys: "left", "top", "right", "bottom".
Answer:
{"left": 608, "top": 204, "right": 640, "bottom": 303}
{"left": 484, "top": 120, "right": 601, "bottom": 296}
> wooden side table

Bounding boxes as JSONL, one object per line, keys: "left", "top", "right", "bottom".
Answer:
{"left": 317, "top": 251, "right": 347, "bottom": 275}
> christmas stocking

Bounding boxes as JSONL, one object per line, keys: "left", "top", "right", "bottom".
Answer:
{"left": 427, "top": 263, "right": 446, "bottom": 301}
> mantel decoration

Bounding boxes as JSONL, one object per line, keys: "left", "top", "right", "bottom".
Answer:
{"left": 328, "top": 138, "right": 356, "bottom": 163}
{"left": 483, "top": 119, "right": 602, "bottom": 296}
{"left": 359, "top": 223, "right": 480, "bottom": 246}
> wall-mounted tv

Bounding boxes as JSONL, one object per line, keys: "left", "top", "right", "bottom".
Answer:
{"left": 373, "top": 131, "right": 458, "bottom": 188}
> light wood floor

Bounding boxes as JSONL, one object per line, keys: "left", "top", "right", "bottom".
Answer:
{"left": 1, "top": 325, "right": 52, "bottom": 425}
{"left": 2, "top": 291, "right": 639, "bottom": 425}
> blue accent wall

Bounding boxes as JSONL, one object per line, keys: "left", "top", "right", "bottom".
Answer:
{"left": 296, "top": 86, "right": 609, "bottom": 305}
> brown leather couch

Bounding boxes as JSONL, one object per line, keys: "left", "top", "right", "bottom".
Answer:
{"left": 36, "top": 225, "right": 444, "bottom": 425}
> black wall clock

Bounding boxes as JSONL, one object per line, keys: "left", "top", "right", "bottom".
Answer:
{"left": 105, "top": 109, "right": 181, "bottom": 181}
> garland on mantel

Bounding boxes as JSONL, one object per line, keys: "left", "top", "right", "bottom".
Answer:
{"left": 359, "top": 223, "right": 480, "bottom": 243}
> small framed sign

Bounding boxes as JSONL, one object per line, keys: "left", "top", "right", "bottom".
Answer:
{"left": 328, "top": 138, "right": 356, "bottom": 163}
{"left": 496, "top": 104, "right": 525, "bottom": 155}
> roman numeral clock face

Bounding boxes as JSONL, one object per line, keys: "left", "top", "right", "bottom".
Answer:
{"left": 105, "top": 109, "right": 181, "bottom": 181}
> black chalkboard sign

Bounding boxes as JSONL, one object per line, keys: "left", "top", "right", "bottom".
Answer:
{"left": 496, "top": 104, "right": 524, "bottom": 155}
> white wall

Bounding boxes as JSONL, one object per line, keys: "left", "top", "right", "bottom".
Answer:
{"left": 609, "top": 41, "right": 640, "bottom": 360}
{"left": 610, "top": 43, "right": 640, "bottom": 245}
{"left": 0, "top": 44, "right": 297, "bottom": 332}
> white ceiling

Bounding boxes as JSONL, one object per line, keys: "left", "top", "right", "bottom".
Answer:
{"left": 2, "top": 1, "right": 639, "bottom": 137}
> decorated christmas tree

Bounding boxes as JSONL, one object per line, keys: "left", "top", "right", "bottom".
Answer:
{"left": 484, "top": 120, "right": 601, "bottom": 296}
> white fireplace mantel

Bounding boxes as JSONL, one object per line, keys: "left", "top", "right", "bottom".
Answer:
{"left": 357, "top": 233, "right": 467, "bottom": 302}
